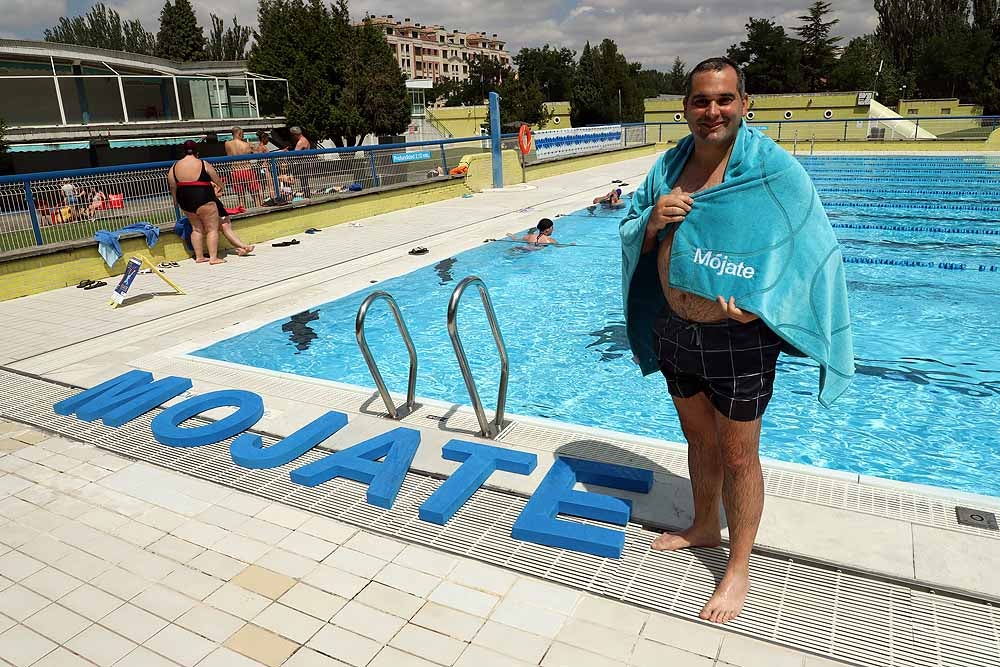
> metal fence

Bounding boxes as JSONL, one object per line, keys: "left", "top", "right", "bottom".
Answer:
{"left": 643, "top": 115, "right": 1000, "bottom": 145}
{"left": 0, "top": 135, "right": 502, "bottom": 255}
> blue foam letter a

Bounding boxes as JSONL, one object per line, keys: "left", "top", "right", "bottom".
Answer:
{"left": 231, "top": 411, "right": 348, "bottom": 469}
{"left": 511, "top": 456, "right": 653, "bottom": 559}
{"left": 419, "top": 440, "right": 536, "bottom": 524}
{"left": 53, "top": 370, "right": 192, "bottom": 427}
{"left": 289, "top": 427, "right": 419, "bottom": 509}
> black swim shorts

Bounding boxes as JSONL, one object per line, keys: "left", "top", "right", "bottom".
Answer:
{"left": 652, "top": 308, "right": 783, "bottom": 422}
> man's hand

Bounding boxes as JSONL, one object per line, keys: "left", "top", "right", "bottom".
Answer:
{"left": 716, "top": 296, "right": 759, "bottom": 323}
{"left": 642, "top": 186, "right": 693, "bottom": 253}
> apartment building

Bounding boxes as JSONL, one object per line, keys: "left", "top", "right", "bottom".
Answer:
{"left": 364, "top": 15, "right": 513, "bottom": 82}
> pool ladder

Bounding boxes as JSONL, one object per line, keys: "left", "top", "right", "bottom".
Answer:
{"left": 354, "top": 276, "right": 509, "bottom": 438}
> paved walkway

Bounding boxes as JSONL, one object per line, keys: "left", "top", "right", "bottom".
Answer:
{"left": 0, "top": 420, "right": 833, "bottom": 667}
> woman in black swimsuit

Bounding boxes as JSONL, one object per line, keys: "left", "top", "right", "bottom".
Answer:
{"left": 167, "top": 140, "right": 226, "bottom": 264}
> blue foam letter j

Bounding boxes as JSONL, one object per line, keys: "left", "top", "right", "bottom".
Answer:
{"left": 511, "top": 456, "right": 653, "bottom": 558}
{"left": 231, "top": 411, "right": 348, "bottom": 469}
{"left": 419, "top": 440, "right": 536, "bottom": 524}
{"left": 289, "top": 427, "right": 419, "bottom": 509}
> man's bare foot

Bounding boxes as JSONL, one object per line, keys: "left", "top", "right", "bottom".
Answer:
{"left": 209, "top": 258, "right": 226, "bottom": 265}
{"left": 700, "top": 569, "right": 749, "bottom": 624}
{"left": 236, "top": 245, "right": 254, "bottom": 256}
{"left": 195, "top": 257, "right": 209, "bottom": 263}
{"left": 651, "top": 525, "right": 721, "bottom": 551}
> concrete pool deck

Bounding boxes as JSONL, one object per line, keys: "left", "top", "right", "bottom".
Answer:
{"left": 1, "top": 154, "right": 998, "bottom": 666}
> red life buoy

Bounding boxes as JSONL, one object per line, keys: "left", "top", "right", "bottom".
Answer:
{"left": 518, "top": 125, "right": 533, "bottom": 154}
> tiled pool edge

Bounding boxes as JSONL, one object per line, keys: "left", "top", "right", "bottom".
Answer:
{"left": 1, "top": 366, "right": 999, "bottom": 667}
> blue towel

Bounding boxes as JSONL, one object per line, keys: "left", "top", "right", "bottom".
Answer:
{"left": 620, "top": 122, "right": 854, "bottom": 406}
{"left": 94, "top": 222, "right": 161, "bottom": 268}
{"left": 174, "top": 218, "right": 193, "bottom": 250}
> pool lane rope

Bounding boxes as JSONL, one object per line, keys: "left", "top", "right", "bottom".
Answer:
{"left": 824, "top": 200, "right": 1000, "bottom": 213}
{"left": 842, "top": 256, "right": 999, "bottom": 272}
{"left": 830, "top": 222, "right": 1000, "bottom": 236}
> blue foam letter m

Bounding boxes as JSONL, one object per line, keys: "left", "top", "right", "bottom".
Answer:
{"left": 53, "top": 370, "right": 192, "bottom": 428}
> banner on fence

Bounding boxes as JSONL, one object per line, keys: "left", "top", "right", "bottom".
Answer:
{"left": 532, "top": 125, "right": 624, "bottom": 161}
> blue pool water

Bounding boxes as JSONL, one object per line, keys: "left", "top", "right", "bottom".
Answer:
{"left": 195, "top": 155, "right": 1000, "bottom": 497}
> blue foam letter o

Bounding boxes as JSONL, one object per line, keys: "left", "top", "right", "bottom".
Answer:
{"left": 151, "top": 390, "right": 264, "bottom": 448}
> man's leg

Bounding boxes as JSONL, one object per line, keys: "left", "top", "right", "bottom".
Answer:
{"left": 700, "top": 413, "right": 764, "bottom": 624}
{"left": 651, "top": 392, "right": 723, "bottom": 550}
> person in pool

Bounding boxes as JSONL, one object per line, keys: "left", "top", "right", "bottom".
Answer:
{"left": 505, "top": 218, "right": 560, "bottom": 247}
{"left": 589, "top": 188, "right": 625, "bottom": 214}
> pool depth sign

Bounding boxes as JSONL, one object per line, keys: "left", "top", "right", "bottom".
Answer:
{"left": 54, "top": 371, "right": 653, "bottom": 558}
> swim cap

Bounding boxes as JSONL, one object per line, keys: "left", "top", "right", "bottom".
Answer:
{"left": 616, "top": 188, "right": 622, "bottom": 195}
{"left": 183, "top": 140, "right": 198, "bottom": 154}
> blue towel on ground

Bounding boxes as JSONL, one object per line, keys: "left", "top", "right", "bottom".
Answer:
{"left": 620, "top": 122, "right": 854, "bottom": 406}
{"left": 94, "top": 222, "right": 160, "bottom": 268}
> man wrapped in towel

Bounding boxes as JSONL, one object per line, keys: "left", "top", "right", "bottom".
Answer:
{"left": 620, "top": 57, "right": 853, "bottom": 624}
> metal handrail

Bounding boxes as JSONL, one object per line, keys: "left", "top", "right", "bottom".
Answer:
{"left": 355, "top": 291, "right": 418, "bottom": 419}
{"left": 446, "top": 276, "right": 509, "bottom": 439}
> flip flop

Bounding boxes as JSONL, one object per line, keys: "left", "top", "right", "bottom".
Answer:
{"left": 408, "top": 247, "right": 428, "bottom": 255}
{"left": 272, "top": 239, "right": 300, "bottom": 247}
{"left": 76, "top": 279, "right": 94, "bottom": 288}
{"left": 304, "top": 228, "right": 321, "bottom": 234}
{"left": 83, "top": 281, "right": 107, "bottom": 290}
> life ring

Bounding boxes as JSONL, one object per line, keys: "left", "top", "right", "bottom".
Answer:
{"left": 518, "top": 125, "right": 533, "bottom": 154}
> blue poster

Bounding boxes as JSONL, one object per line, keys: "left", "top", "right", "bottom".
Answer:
{"left": 391, "top": 151, "right": 432, "bottom": 164}
{"left": 111, "top": 257, "right": 142, "bottom": 305}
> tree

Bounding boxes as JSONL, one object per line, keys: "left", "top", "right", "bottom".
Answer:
{"left": 972, "top": 0, "right": 1000, "bottom": 113}
{"left": 249, "top": 0, "right": 341, "bottom": 142}
{"left": 496, "top": 73, "right": 552, "bottom": 127}
{"left": 155, "top": 0, "right": 206, "bottom": 62}
{"left": 206, "top": 15, "right": 252, "bottom": 61}
{"left": 794, "top": 1, "right": 841, "bottom": 91}
{"left": 330, "top": 17, "right": 410, "bottom": 145}
{"left": 44, "top": 3, "right": 156, "bottom": 55}
{"left": 667, "top": 57, "right": 687, "bottom": 94}
{"left": 571, "top": 39, "right": 645, "bottom": 125}
{"left": 727, "top": 17, "right": 804, "bottom": 93}
{"left": 915, "top": 18, "right": 992, "bottom": 99}
{"left": 514, "top": 46, "right": 577, "bottom": 101}
{"left": 830, "top": 34, "right": 904, "bottom": 104}
{"left": 874, "top": 0, "right": 970, "bottom": 77}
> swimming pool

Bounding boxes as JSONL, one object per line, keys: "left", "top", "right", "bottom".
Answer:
{"left": 194, "top": 155, "right": 1000, "bottom": 498}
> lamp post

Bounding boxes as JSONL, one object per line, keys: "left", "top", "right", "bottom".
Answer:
{"left": 618, "top": 88, "right": 622, "bottom": 123}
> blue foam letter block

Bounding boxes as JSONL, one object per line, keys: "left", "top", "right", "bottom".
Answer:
{"left": 151, "top": 390, "right": 264, "bottom": 447}
{"left": 511, "top": 456, "right": 653, "bottom": 559}
{"left": 230, "top": 411, "right": 348, "bottom": 469}
{"left": 54, "top": 370, "right": 192, "bottom": 427}
{"left": 289, "top": 427, "right": 419, "bottom": 509}
{"left": 419, "top": 440, "right": 537, "bottom": 525}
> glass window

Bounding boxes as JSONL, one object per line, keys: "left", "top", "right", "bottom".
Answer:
{"left": 940, "top": 108, "right": 951, "bottom": 114}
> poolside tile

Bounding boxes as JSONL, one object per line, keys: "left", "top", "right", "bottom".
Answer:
{"left": 411, "top": 602, "right": 485, "bottom": 642}
{"left": 232, "top": 565, "right": 297, "bottom": 599}
{"left": 130, "top": 583, "right": 197, "bottom": 620}
{"left": 454, "top": 644, "right": 535, "bottom": 667}
{"left": 278, "top": 583, "right": 347, "bottom": 622}
{"left": 428, "top": 581, "right": 499, "bottom": 618}
{"left": 332, "top": 600, "right": 406, "bottom": 643}
{"left": 23, "top": 603, "right": 91, "bottom": 643}
{"left": 253, "top": 602, "right": 324, "bottom": 644}
{"left": 640, "top": 612, "right": 724, "bottom": 657}
{"left": 718, "top": 634, "right": 806, "bottom": 667}
{"left": 206, "top": 582, "right": 272, "bottom": 619}
{"left": 0, "top": 624, "right": 57, "bottom": 667}
{"left": 913, "top": 524, "right": 1000, "bottom": 598}
{"left": 176, "top": 603, "right": 245, "bottom": 643}
{"left": 145, "top": 623, "right": 217, "bottom": 667}
{"left": 225, "top": 623, "right": 299, "bottom": 667}
{"left": 65, "top": 623, "right": 137, "bottom": 666}
{"left": 307, "top": 624, "right": 381, "bottom": 667}
{"left": 555, "top": 618, "right": 635, "bottom": 662}
{"left": 572, "top": 595, "right": 649, "bottom": 635}
{"left": 374, "top": 562, "right": 441, "bottom": 598}
{"left": 541, "top": 642, "right": 626, "bottom": 667}
{"left": 101, "top": 602, "right": 169, "bottom": 643}
{"left": 473, "top": 621, "right": 550, "bottom": 664}
{"left": 390, "top": 623, "right": 467, "bottom": 664}
{"left": 322, "top": 548, "right": 386, "bottom": 579}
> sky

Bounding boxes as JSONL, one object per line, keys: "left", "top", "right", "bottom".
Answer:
{"left": 5, "top": 0, "right": 880, "bottom": 70}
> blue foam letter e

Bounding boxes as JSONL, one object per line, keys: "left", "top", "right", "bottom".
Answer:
{"left": 289, "top": 427, "right": 419, "bottom": 509}
{"left": 231, "top": 411, "right": 348, "bottom": 469}
{"left": 511, "top": 456, "right": 653, "bottom": 558}
{"left": 419, "top": 440, "right": 536, "bottom": 524}
{"left": 53, "top": 370, "right": 192, "bottom": 427}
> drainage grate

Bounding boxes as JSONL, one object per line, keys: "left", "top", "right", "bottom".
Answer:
{"left": 956, "top": 507, "right": 999, "bottom": 531}
{"left": 125, "top": 355, "right": 1000, "bottom": 540}
{"left": 3, "top": 370, "right": 1000, "bottom": 666}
